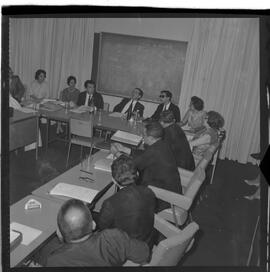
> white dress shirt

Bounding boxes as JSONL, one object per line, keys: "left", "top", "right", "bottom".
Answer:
{"left": 84, "top": 93, "right": 93, "bottom": 106}
{"left": 121, "top": 99, "right": 135, "bottom": 114}
{"left": 162, "top": 102, "right": 171, "bottom": 111}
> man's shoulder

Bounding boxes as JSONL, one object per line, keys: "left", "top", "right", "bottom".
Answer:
{"left": 170, "top": 102, "right": 180, "bottom": 110}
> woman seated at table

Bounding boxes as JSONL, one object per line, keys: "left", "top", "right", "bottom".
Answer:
{"left": 59, "top": 75, "right": 80, "bottom": 107}
{"left": 189, "top": 110, "right": 224, "bottom": 165}
{"left": 180, "top": 96, "right": 206, "bottom": 132}
{"left": 29, "top": 69, "right": 50, "bottom": 101}
{"left": 9, "top": 67, "right": 26, "bottom": 103}
{"left": 56, "top": 76, "right": 80, "bottom": 134}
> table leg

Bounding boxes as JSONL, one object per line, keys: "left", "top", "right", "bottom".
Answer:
{"left": 46, "top": 118, "right": 50, "bottom": 151}
{"left": 35, "top": 116, "right": 39, "bottom": 160}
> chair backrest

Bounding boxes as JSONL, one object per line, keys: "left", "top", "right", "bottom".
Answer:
{"left": 178, "top": 167, "right": 194, "bottom": 188}
{"left": 70, "top": 117, "right": 93, "bottom": 138}
{"left": 148, "top": 185, "right": 192, "bottom": 211}
{"left": 184, "top": 167, "right": 206, "bottom": 200}
{"left": 103, "top": 102, "right": 110, "bottom": 112}
{"left": 147, "top": 215, "right": 199, "bottom": 266}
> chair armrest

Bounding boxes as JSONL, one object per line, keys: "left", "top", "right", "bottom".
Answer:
{"left": 154, "top": 214, "right": 181, "bottom": 238}
{"left": 178, "top": 167, "right": 193, "bottom": 187}
{"left": 148, "top": 185, "right": 192, "bottom": 211}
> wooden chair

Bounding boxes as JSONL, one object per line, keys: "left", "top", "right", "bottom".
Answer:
{"left": 148, "top": 167, "right": 206, "bottom": 227}
{"left": 124, "top": 215, "right": 199, "bottom": 266}
{"left": 66, "top": 117, "right": 109, "bottom": 168}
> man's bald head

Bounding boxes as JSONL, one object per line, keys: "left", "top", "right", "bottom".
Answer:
{"left": 57, "top": 199, "right": 93, "bottom": 243}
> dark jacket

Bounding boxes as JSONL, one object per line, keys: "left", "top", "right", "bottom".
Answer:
{"left": 133, "top": 140, "right": 182, "bottom": 212}
{"left": 163, "top": 123, "right": 195, "bottom": 171}
{"left": 113, "top": 98, "right": 144, "bottom": 117}
{"left": 46, "top": 229, "right": 149, "bottom": 267}
{"left": 98, "top": 184, "right": 155, "bottom": 247}
{"left": 77, "top": 91, "right": 104, "bottom": 109}
{"left": 151, "top": 103, "right": 181, "bottom": 122}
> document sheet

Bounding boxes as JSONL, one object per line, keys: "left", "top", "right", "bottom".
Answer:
{"left": 10, "top": 222, "right": 42, "bottom": 246}
{"left": 49, "top": 182, "right": 99, "bottom": 203}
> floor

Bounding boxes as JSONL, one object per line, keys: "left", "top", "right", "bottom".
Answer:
{"left": 9, "top": 123, "right": 260, "bottom": 266}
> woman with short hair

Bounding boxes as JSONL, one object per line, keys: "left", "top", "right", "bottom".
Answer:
{"left": 180, "top": 96, "right": 207, "bottom": 131}
{"left": 59, "top": 76, "right": 80, "bottom": 106}
{"left": 30, "top": 69, "right": 49, "bottom": 101}
{"left": 189, "top": 110, "right": 225, "bottom": 164}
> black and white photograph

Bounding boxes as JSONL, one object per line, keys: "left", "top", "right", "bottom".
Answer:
{"left": 1, "top": 6, "right": 270, "bottom": 270}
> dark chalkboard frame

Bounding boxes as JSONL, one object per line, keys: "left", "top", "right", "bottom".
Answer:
{"left": 96, "top": 32, "right": 188, "bottom": 104}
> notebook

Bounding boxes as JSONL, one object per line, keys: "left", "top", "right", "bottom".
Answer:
{"left": 49, "top": 183, "right": 99, "bottom": 203}
{"left": 111, "top": 130, "right": 142, "bottom": 146}
{"left": 10, "top": 222, "right": 42, "bottom": 246}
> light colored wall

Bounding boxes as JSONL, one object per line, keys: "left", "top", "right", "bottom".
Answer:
{"left": 94, "top": 18, "right": 194, "bottom": 117}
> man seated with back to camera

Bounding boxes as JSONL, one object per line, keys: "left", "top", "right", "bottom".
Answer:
{"left": 151, "top": 90, "right": 181, "bottom": 123}
{"left": 113, "top": 88, "right": 145, "bottom": 119}
{"left": 159, "top": 110, "right": 195, "bottom": 171}
{"left": 111, "top": 121, "right": 182, "bottom": 212}
{"left": 97, "top": 154, "right": 156, "bottom": 248}
{"left": 39, "top": 199, "right": 150, "bottom": 267}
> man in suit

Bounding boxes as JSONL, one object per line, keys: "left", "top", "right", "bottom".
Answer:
{"left": 111, "top": 121, "right": 182, "bottom": 212}
{"left": 160, "top": 110, "right": 195, "bottom": 171}
{"left": 113, "top": 88, "right": 144, "bottom": 119}
{"left": 151, "top": 90, "right": 181, "bottom": 122}
{"left": 97, "top": 155, "right": 156, "bottom": 248}
{"left": 77, "top": 80, "right": 104, "bottom": 109}
{"left": 39, "top": 199, "right": 150, "bottom": 267}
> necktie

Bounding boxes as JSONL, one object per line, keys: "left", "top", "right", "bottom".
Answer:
{"left": 125, "top": 100, "right": 133, "bottom": 120}
{"left": 88, "top": 95, "right": 93, "bottom": 106}
{"left": 163, "top": 104, "right": 166, "bottom": 111}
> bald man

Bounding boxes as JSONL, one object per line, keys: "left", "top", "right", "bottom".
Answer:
{"left": 44, "top": 199, "right": 150, "bottom": 267}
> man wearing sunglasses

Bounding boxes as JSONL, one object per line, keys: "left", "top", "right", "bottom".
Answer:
{"left": 151, "top": 90, "right": 181, "bottom": 122}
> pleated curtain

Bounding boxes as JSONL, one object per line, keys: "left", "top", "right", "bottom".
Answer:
{"left": 9, "top": 18, "right": 95, "bottom": 98}
{"left": 179, "top": 18, "right": 260, "bottom": 164}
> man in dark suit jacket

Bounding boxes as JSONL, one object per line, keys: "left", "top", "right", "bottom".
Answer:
{"left": 111, "top": 121, "right": 182, "bottom": 212}
{"left": 151, "top": 90, "right": 181, "bottom": 122}
{"left": 41, "top": 199, "right": 149, "bottom": 267}
{"left": 97, "top": 155, "right": 156, "bottom": 248}
{"left": 160, "top": 110, "right": 195, "bottom": 171}
{"left": 77, "top": 80, "right": 104, "bottom": 109}
{"left": 113, "top": 88, "right": 144, "bottom": 119}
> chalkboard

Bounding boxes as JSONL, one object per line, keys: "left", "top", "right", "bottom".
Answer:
{"left": 97, "top": 32, "right": 188, "bottom": 103}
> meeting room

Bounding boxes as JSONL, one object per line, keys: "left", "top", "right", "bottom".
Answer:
{"left": 4, "top": 15, "right": 269, "bottom": 268}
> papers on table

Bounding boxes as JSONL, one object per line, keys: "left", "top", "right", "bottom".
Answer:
{"left": 18, "top": 107, "right": 38, "bottom": 114}
{"left": 10, "top": 229, "right": 22, "bottom": 244}
{"left": 49, "top": 182, "right": 99, "bottom": 203}
{"left": 111, "top": 130, "right": 142, "bottom": 146}
{"left": 109, "top": 112, "right": 123, "bottom": 118}
{"left": 106, "top": 153, "right": 114, "bottom": 160}
{"left": 69, "top": 106, "right": 93, "bottom": 114}
{"left": 10, "top": 222, "right": 42, "bottom": 246}
{"left": 94, "top": 158, "right": 113, "bottom": 173}
{"left": 39, "top": 102, "right": 62, "bottom": 112}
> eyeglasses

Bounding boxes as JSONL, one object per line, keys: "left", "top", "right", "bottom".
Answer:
{"left": 159, "top": 95, "right": 166, "bottom": 98}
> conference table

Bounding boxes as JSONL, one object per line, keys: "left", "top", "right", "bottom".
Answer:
{"left": 9, "top": 110, "right": 39, "bottom": 159}
{"left": 10, "top": 195, "right": 61, "bottom": 267}
{"left": 10, "top": 150, "right": 115, "bottom": 267}
{"left": 32, "top": 150, "right": 115, "bottom": 212}
{"left": 36, "top": 104, "right": 144, "bottom": 150}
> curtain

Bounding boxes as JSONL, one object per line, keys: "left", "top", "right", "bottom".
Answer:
{"left": 179, "top": 18, "right": 260, "bottom": 164}
{"left": 9, "top": 18, "right": 95, "bottom": 98}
